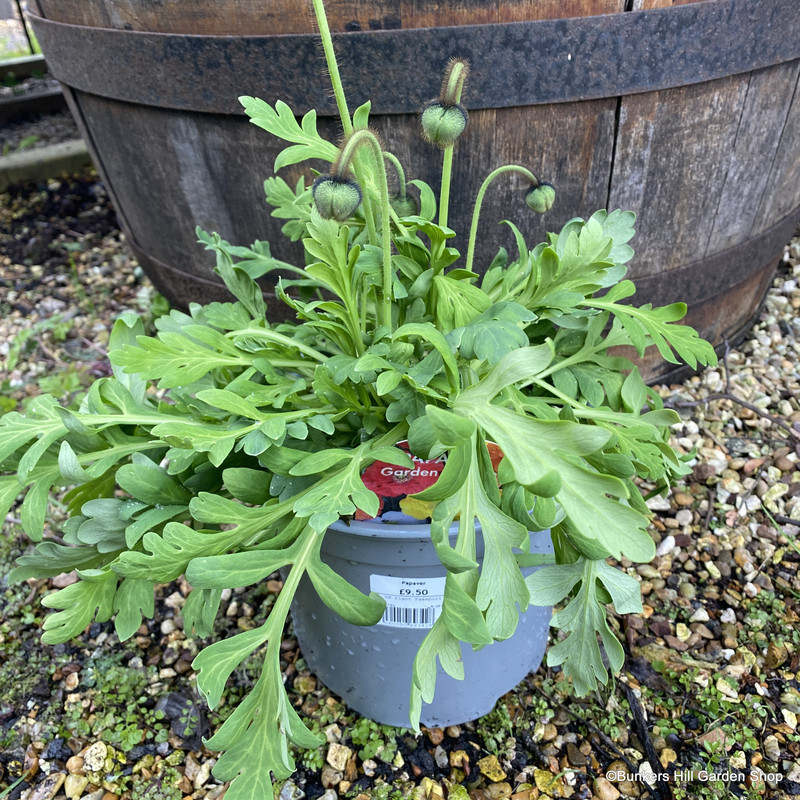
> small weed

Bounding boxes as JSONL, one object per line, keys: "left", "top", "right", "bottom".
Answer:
{"left": 475, "top": 702, "right": 514, "bottom": 755}
{"left": 38, "top": 364, "right": 91, "bottom": 406}
{"left": 4, "top": 313, "right": 72, "bottom": 372}
{"left": 2, "top": 134, "right": 38, "bottom": 156}
{"left": 350, "top": 717, "right": 402, "bottom": 763}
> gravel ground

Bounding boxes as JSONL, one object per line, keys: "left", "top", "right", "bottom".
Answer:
{"left": 1, "top": 170, "right": 800, "bottom": 800}
{"left": 1, "top": 108, "right": 80, "bottom": 153}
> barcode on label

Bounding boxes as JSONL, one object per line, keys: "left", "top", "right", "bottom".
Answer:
{"left": 369, "top": 573, "right": 446, "bottom": 629}
{"left": 381, "top": 604, "right": 439, "bottom": 628}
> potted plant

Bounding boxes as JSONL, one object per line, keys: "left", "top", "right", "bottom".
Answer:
{"left": 1, "top": 1, "right": 717, "bottom": 797}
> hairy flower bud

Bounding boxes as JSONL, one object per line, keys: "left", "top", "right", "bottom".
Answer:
{"left": 526, "top": 182, "right": 556, "bottom": 214}
{"left": 312, "top": 175, "right": 362, "bottom": 221}
{"left": 420, "top": 101, "right": 468, "bottom": 149}
{"left": 390, "top": 194, "right": 418, "bottom": 218}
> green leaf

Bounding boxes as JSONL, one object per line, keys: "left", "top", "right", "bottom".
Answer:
{"left": 0, "top": 476, "right": 22, "bottom": 529}
{"left": 376, "top": 371, "right": 402, "bottom": 396}
{"left": 440, "top": 574, "right": 493, "bottom": 647}
{"left": 0, "top": 397, "right": 66, "bottom": 467}
{"left": 182, "top": 587, "right": 222, "bottom": 638}
{"left": 458, "top": 344, "right": 554, "bottom": 405}
{"left": 186, "top": 547, "right": 295, "bottom": 590}
{"left": 353, "top": 100, "right": 371, "bottom": 129}
{"left": 41, "top": 569, "right": 118, "bottom": 644}
{"left": 526, "top": 558, "right": 634, "bottom": 695}
{"left": 113, "top": 522, "right": 244, "bottom": 583}
{"left": 455, "top": 401, "right": 654, "bottom": 562}
{"left": 150, "top": 420, "right": 256, "bottom": 467}
{"left": 116, "top": 462, "right": 192, "bottom": 506}
{"left": 393, "top": 323, "right": 459, "bottom": 392}
{"left": 195, "top": 389, "right": 267, "bottom": 420}
{"left": 125, "top": 504, "right": 188, "bottom": 548}
{"left": 409, "top": 618, "right": 463, "bottom": 730}
{"left": 109, "top": 312, "right": 147, "bottom": 404}
{"left": 206, "top": 655, "right": 322, "bottom": 799}
{"left": 584, "top": 294, "right": 717, "bottom": 369}
{"left": 9, "top": 541, "right": 104, "bottom": 582}
{"left": 111, "top": 329, "right": 248, "bottom": 389}
{"left": 425, "top": 405, "right": 476, "bottom": 448}
{"left": 194, "top": 623, "right": 271, "bottom": 710}
{"left": 621, "top": 368, "right": 647, "bottom": 413}
{"left": 595, "top": 559, "right": 644, "bottom": 614}
{"left": 20, "top": 472, "right": 55, "bottom": 542}
{"left": 433, "top": 273, "right": 491, "bottom": 330}
{"left": 223, "top": 468, "right": 272, "bottom": 504}
{"left": 291, "top": 445, "right": 383, "bottom": 531}
{"left": 473, "top": 492, "right": 531, "bottom": 639}
{"left": 240, "top": 97, "right": 338, "bottom": 170}
{"left": 58, "top": 441, "right": 89, "bottom": 483}
{"left": 113, "top": 578, "right": 155, "bottom": 641}
{"left": 307, "top": 547, "right": 386, "bottom": 626}
{"left": 289, "top": 449, "right": 352, "bottom": 476}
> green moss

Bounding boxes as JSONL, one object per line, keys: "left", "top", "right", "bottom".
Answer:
{"left": 130, "top": 764, "right": 184, "bottom": 800}
{"left": 59, "top": 655, "right": 172, "bottom": 752}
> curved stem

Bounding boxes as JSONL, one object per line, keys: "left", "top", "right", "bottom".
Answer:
{"left": 383, "top": 151, "right": 407, "bottom": 198}
{"left": 310, "top": 0, "right": 382, "bottom": 246}
{"left": 336, "top": 130, "right": 394, "bottom": 329}
{"left": 465, "top": 165, "right": 539, "bottom": 275}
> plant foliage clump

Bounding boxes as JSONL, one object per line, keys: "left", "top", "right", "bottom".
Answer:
{"left": 0, "top": 2, "right": 716, "bottom": 798}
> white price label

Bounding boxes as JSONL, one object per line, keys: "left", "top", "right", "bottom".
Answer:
{"left": 369, "top": 574, "right": 446, "bottom": 629}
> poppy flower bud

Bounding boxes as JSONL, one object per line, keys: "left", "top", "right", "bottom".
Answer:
{"left": 525, "top": 182, "right": 555, "bottom": 214}
{"left": 312, "top": 175, "right": 362, "bottom": 221}
{"left": 420, "top": 101, "right": 468, "bottom": 149}
{"left": 390, "top": 194, "right": 418, "bottom": 218}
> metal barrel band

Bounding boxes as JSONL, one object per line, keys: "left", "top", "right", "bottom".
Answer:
{"left": 632, "top": 204, "right": 800, "bottom": 309}
{"left": 28, "top": 0, "right": 800, "bottom": 116}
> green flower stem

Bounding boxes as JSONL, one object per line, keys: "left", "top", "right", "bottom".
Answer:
{"left": 310, "top": 0, "right": 352, "bottom": 138}
{"left": 436, "top": 60, "right": 468, "bottom": 231}
{"left": 226, "top": 328, "right": 329, "bottom": 362}
{"left": 358, "top": 167, "right": 379, "bottom": 247}
{"left": 383, "top": 151, "right": 407, "bottom": 198}
{"left": 337, "top": 129, "right": 394, "bottom": 328}
{"left": 309, "top": 0, "right": 379, "bottom": 246}
{"left": 438, "top": 147, "right": 455, "bottom": 231}
{"left": 388, "top": 207, "right": 409, "bottom": 237}
{"left": 465, "top": 165, "right": 539, "bottom": 274}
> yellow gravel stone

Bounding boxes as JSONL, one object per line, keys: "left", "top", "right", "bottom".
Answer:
{"left": 534, "top": 770, "right": 565, "bottom": 797}
{"left": 477, "top": 754, "right": 507, "bottom": 782}
{"left": 659, "top": 748, "right": 677, "bottom": 768}
{"left": 82, "top": 741, "right": 108, "bottom": 773}
{"left": 64, "top": 773, "right": 89, "bottom": 800}
{"left": 421, "top": 776, "right": 444, "bottom": 800}
{"left": 326, "top": 742, "right": 353, "bottom": 772}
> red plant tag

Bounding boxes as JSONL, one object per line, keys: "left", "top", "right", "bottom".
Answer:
{"left": 357, "top": 440, "right": 503, "bottom": 522}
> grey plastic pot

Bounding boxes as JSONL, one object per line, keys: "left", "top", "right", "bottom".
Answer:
{"left": 290, "top": 519, "right": 553, "bottom": 728}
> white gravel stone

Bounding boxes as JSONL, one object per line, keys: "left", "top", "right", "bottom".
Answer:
{"left": 720, "top": 608, "right": 737, "bottom": 623}
{"left": 654, "top": 536, "right": 675, "bottom": 556}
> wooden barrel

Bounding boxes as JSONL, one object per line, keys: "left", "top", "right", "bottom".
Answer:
{"left": 28, "top": 0, "right": 800, "bottom": 380}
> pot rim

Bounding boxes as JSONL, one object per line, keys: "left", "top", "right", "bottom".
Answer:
{"left": 327, "top": 517, "right": 449, "bottom": 540}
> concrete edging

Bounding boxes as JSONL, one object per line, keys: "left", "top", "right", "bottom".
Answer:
{"left": 1, "top": 53, "right": 47, "bottom": 79}
{"left": 0, "top": 138, "right": 92, "bottom": 192}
